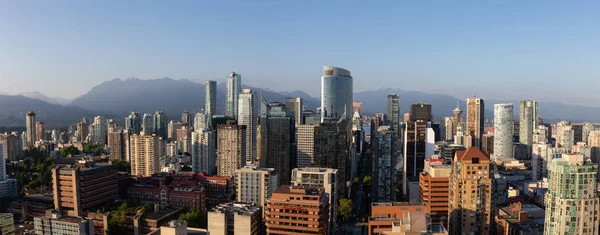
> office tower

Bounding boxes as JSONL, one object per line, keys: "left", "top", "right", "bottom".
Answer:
{"left": 410, "top": 103, "right": 432, "bottom": 122}
{"left": 367, "top": 202, "right": 429, "bottom": 235}
{"left": 452, "top": 104, "right": 463, "bottom": 137}
{"left": 34, "top": 210, "right": 94, "bottom": 235}
{"left": 387, "top": 94, "right": 400, "bottom": 141}
{"left": 296, "top": 124, "right": 319, "bottom": 167}
{"left": 573, "top": 124, "right": 584, "bottom": 144}
{"left": 25, "top": 111, "right": 36, "bottom": 149}
{"left": 482, "top": 133, "right": 494, "bottom": 154}
{"left": 315, "top": 120, "right": 349, "bottom": 199}
{"left": 291, "top": 168, "right": 339, "bottom": 234}
{"left": 402, "top": 103, "right": 435, "bottom": 198}
{"left": 168, "top": 121, "right": 184, "bottom": 141}
{"left": 266, "top": 186, "right": 329, "bottom": 235}
{"left": 419, "top": 157, "right": 451, "bottom": 227}
{"left": 352, "top": 102, "right": 363, "bottom": 116}
{"left": 372, "top": 126, "right": 396, "bottom": 202}
{"left": 448, "top": 148, "right": 493, "bottom": 235}
{"left": 191, "top": 130, "right": 216, "bottom": 175}
{"left": 36, "top": 121, "right": 45, "bottom": 141}
{"left": 130, "top": 133, "right": 160, "bottom": 177}
{"left": 321, "top": 65, "right": 353, "bottom": 122}
{"left": 225, "top": 72, "right": 242, "bottom": 118}
{"left": 108, "top": 131, "right": 128, "bottom": 161}
{"left": 205, "top": 80, "right": 217, "bottom": 127}
{"left": 238, "top": 89, "right": 258, "bottom": 164}
{"left": 494, "top": 103, "right": 514, "bottom": 160}
{"left": 194, "top": 111, "right": 207, "bottom": 131}
{"left": 466, "top": 97, "right": 485, "bottom": 148}
{"left": 142, "top": 113, "right": 154, "bottom": 135}
{"left": 533, "top": 124, "right": 550, "bottom": 144}
{"left": 52, "top": 162, "right": 118, "bottom": 217}
{"left": 153, "top": 111, "right": 168, "bottom": 139}
{"left": 106, "top": 119, "right": 118, "bottom": 133}
{"left": 589, "top": 131, "right": 600, "bottom": 147}
{"left": 444, "top": 117, "right": 455, "bottom": 141}
{"left": 181, "top": 111, "right": 192, "bottom": 126}
{"left": 285, "top": 97, "right": 303, "bottom": 126}
{"left": 235, "top": 166, "right": 278, "bottom": 212}
{"left": 557, "top": 123, "right": 575, "bottom": 150}
{"left": 519, "top": 100, "right": 538, "bottom": 156}
{"left": 125, "top": 112, "right": 142, "bottom": 134}
{"left": 258, "top": 104, "right": 295, "bottom": 186}
{"left": 216, "top": 121, "right": 246, "bottom": 177}
{"left": 90, "top": 116, "right": 107, "bottom": 144}
{"left": 208, "top": 202, "right": 261, "bottom": 235}
{"left": 544, "top": 154, "right": 599, "bottom": 235}
{"left": 0, "top": 133, "right": 19, "bottom": 161}
{"left": 583, "top": 123, "right": 600, "bottom": 145}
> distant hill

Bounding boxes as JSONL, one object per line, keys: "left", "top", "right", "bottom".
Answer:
{"left": 18, "top": 91, "right": 72, "bottom": 105}
{"left": 0, "top": 95, "right": 110, "bottom": 127}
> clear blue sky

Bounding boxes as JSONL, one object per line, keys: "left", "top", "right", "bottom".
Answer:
{"left": 1, "top": 1, "right": 599, "bottom": 106}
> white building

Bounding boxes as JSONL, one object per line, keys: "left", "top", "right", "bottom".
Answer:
{"left": 235, "top": 166, "right": 278, "bottom": 216}
{"left": 493, "top": 104, "right": 514, "bottom": 160}
{"left": 238, "top": 89, "right": 258, "bottom": 165}
{"left": 191, "top": 130, "right": 216, "bottom": 175}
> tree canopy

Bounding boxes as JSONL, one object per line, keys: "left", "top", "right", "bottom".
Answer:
{"left": 178, "top": 209, "right": 207, "bottom": 228}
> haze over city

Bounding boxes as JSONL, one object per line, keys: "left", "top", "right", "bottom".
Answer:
{"left": 1, "top": 1, "right": 599, "bottom": 106}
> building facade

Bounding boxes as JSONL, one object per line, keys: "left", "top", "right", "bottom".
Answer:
{"left": 235, "top": 166, "right": 278, "bottom": 214}
{"left": 238, "top": 89, "right": 258, "bottom": 165}
{"left": 321, "top": 66, "right": 353, "bottom": 122}
{"left": 191, "top": 130, "right": 216, "bottom": 175}
{"left": 266, "top": 186, "right": 329, "bottom": 235}
{"left": 130, "top": 133, "right": 160, "bottom": 177}
{"left": 225, "top": 72, "right": 242, "bottom": 118}
{"left": 258, "top": 111, "right": 295, "bottom": 186}
{"left": 466, "top": 97, "right": 485, "bottom": 149}
{"left": 205, "top": 80, "right": 217, "bottom": 130}
{"left": 372, "top": 126, "right": 395, "bottom": 202}
{"left": 216, "top": 121, "right": 246, "bottom": 177}
{"left": 494, "top": 104, "right": 514, "bottom": 160}
{"left": 296, "top": 124, "right": 319, "bottom": 168}
{"left": 208, "top": 202, "right": 261, "bottom": 235}
{"left": 419, "top": 157, "right": 451, "bottom": 227}
{"left": 285, "top": 97, "right": 303, "bottom": 126}
{"left": 26, "top": 111, "right": 37, "bottom": 149}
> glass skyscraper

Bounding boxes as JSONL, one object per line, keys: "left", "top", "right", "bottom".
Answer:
{"left": 321, "top": 66, "right": 353, "bottom": 122}
{"left": 225, "top": 72, "right": 242, "bottom": 118}
{"left": 205, "top": 80, "right": 217, "bottom": 129}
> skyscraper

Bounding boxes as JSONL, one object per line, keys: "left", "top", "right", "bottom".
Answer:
{"left": 142, "top": 113, "right": 154, "bottom": 135}
{"left": 235, "top": 166, "right": 278, "bottom": 215}
{"left": 448, "top": 148, "right": 493, "bottom": 235}
{"left": 238, "top": 89, "right": 258, "bottom": 165}
{"left": 321, "top": 66, "right": 353, "bottom": 122}
{"left": 193, "top": 111, "right": 207, "bottom": 131}
{"left": 108, "top": 130, "right": 128, "bottom": 161}
{"left": 544, "top": 154, "right": 599, "bottom": 235}
{"left": 296, "top": 124, "right": 319, "bottom": 167}
{"left": 387, "top": 94, "right": 400, "bottom": 134}
{"left": 285, "top": 97, "right": 303, "bottom": 126}
{"left": 402, "top": 103, "right": 435, "bottom": 199}
{"left": 372, "top": 126, "right": 395, "bottom": 202}
{"left": 315, "top": 120, "right": 349, "bottom": 199}
{"left": 258, "top": 103, "right": 295, "bottom": 186}
{"left": 130, "top": 133, "right": 160, "bottom": 177}
{"left": 25, "top": 111, "right": 36, "bottom": 149}
{"left": 191, "top": 130, "right": 216, "bottom": 175}
{"left": 225, "top": 72, "right": 242, "bottom": 118}
{"left": 205, "top": 80, "right": 217, "bottom": 129}
{"left": 291, "top": 168, "right": 339, "bottom": 234}
{"left": 181, "top": 111, "right": 192, "bottom": 126}
{"left": 466, "top": 97, "right": 485, "bottom": 148}
{"left": 91, "top": 116, "right": 106, "bottom": 144}
{"left": 519, "top": 100, "right": 538, "bottom": 156}
{"left": 35, "top": 121, "right": 45, "bottom": 142}
{"left": 154, "top": 111, "right": 168, "bottom": 139}
{"left": 125, "top": 112, "right": 141, "bottom": 134}
{"left": 216, "top": 121, "right": 246, "bottom": 177}
{"left": 494, "top": 104, "right": 514, "bottom": 160}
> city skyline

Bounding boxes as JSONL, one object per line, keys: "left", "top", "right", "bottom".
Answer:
{"left": 1, "top": 1, "right": 599, "bottom": 106}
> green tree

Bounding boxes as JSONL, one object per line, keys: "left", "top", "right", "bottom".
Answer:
{"left": 60, "top": 146, "right": 81, "bottom": 157}
{"left": 353, "top": 177, "right": 360, "bottom": 184}
{"left": 178, "top": 209, "right": 207, "bottom": 228}
{"left": 110, "top": 159, "right": 131, "bottom": 172}
{"left": 338, "top": 199, "right": 353, "bottom": 221}
{"left": 181, "top": 165, "right": 192, "bottom": 172}
{"left": 363, "top": 176, "right": 372, "bottom": 185}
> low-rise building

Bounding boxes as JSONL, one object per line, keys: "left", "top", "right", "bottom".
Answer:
{"left": 208, "top": 202, "right": 262, "bottom": 235}
{"left": 495, "top": 203, "right": 544, "bottom": 235}
{"left": 368, "top": 202, "right": 429, "bottom": 235}
{"left": 0, "top": 213, "right": 15, "bottom": 235}
{"left": 127, "top": 178, "right": 206, "bottom": 213}
{"left": 34, "top": 210, "right": 95, "bottom": 235}
{"left": 266, "top": 186, "right": 329, "bottom": 235}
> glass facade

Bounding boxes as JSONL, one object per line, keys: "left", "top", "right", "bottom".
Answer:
{"left": 321, "top": 66, "right": 353, "bottom": 122}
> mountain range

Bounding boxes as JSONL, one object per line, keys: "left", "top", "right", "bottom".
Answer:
{"left": 1, "top": 78, "right": 600, "bottom": 127}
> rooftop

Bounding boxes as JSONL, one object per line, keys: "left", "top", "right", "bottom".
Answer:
{"left": 455, "top": 148, "right": 490, "bottom": 162}
{"left": 274, "top": 185, "right": 324, "bottom": 196}
{"left": 210, "top": 202, "right": 261, "bottom": 216}
{"left": 372, "top": 202, "right": 428, "bottom": 207}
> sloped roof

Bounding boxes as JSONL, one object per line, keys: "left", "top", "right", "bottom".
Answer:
{"left": 455, "top": 148, "right": 490, "bottom": 162}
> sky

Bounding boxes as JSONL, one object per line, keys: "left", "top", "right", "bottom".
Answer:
{"left": 0, "top": 1, "right": 599, "bottom": 106}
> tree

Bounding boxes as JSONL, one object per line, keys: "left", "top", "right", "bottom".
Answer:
{"left": 363, "top": 176, "right": 372, "bottom": 185}
{"left": 353, "top": 177, "right": 360, "bottom": 184}
{"left": 60, "top": 146, "right": 80, "bottom": 157}
{"left": 181, "top": 165, "right": 192, "bottom": 172}
{"left": 338, "top": 199, "right": 353, "bottom": 221}
{"left": 110, "top": 159, "right": 131, "bottom": 172}
{"left": 178, "top": 209, "right": 207, "bottom": 228}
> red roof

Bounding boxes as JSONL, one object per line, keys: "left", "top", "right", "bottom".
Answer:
{"left": 455, "top": 148, "right": 490, "bottom": 162}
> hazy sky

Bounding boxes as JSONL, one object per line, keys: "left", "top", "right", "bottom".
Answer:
{"left": 1, "top": 1, "right": 599, "bottom": 106}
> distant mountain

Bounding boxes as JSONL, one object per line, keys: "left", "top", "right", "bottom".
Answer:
{"left": 280, "top": 90, "right": 320, "bottom": 110}
{"left": 0, "top": 95, "right": 110, "bottom": 127}
{"left": 18, "top": 91, "right": 72, "bottom": 105}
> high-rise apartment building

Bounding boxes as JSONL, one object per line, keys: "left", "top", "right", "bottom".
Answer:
{"left": 91, "top": 116, "right": 107, "bottom": 145}
{"left": 582, "top": 123, "right": 600, "bottom": 145}
{"left": 154, "top": 111, "right": 168, "bottom": 139}
{"left": 444, "top": 117, "right": 455, "bottom": 141}
{"left": 107, "top": 130, "right": 129, "bottom": 161}
{"left": 519, "top": 100, "right": 538, "bottom": 157}
{"left": 235, "top": 166, "right": 278, "bottom": 215}
{"left": 321, "top": 66, "right": 353, "bottom": 122}
{"left": 168, "top": 121, "right": 184, "bottom": 141}
{"left": 191, "top": 130, "right": 216, "bottom": 175}
{"left": 258, "top": 105, "right": 295, "bottom": 186}
{"left": 494, "top": 104, "right": 514, "bottom": 160}
{"left": 315, "top": 120, "right": 349, "bottom": 199}
{"left": 419, "top": 157, "right": 451, "bottom": 226}
{"left": 557, "top": 122, "right": 575, "bottom": 150}
{"left": 372, "top": 126, "right": 396, "bottom": 202}
{"left": 266, "top": 186, "right": 329, "bottom": 235}
{"left": 589, "top": 131, "right": 600, "bottom": 147}
{"left": 291, "top": 168, "right": 339, "bottom": 234}
{"left": 25, "top": 111, "right": 36, "bottom": 149}
{"left": 125, "top": 112, "right": 142, "bottom": 135}
{"left": 208, "top": 202, "right": 261, "bottom": 235}
{"left": 225, "top": 72, "right": 242, "bottom": 118}
{"left": 0, "top": 133, "right": 20, "bottom": 161}
{"left": 238, "top": 89, "right": 258, "bottom": 165}
{"left": 36, "top": 121, "right": 45, "bottom": 142}
{"left": 387, "top": 94, "right": 400, "bottom": 132}
{"left": 403, "top": 103, "right": 435, "bottom": 199}
{"left": 205, "top": 80, "right": 217, "bottom": 130}
{"left": 466, "top": 97, "right": 485, "bottom": 148}
{"left": 142, "top": 113, "right": 154, "bottom": 135}
{"left": 285, "top": 97, "right": 303, "bottom": 126}
{"left": 544, "top": 153, "right": 599, "bottom": 235}
{"left": 194, "top": 112, "right": 207, "bottom": 132}
{"left": 216, "top": 121, "right": 246, "bottom": 177}
{"left": 130, "top": 133, "right": 160, "bottom": 177}
{"left": 448, "top": 148, "right": 492, "bottom": 235}
{"left": 181, "top": 111, "right": 192, "bottom": 126}
{"left": 52, "top": 162, "right": 118, "bottom": 217}
{"left": 296, "top": 124, "right": 319, "bottom": 168}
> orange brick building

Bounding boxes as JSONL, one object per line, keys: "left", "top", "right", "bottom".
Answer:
{"left": 419, "top": 157, "right": 451, "bottom": 226}
{"left": 368, "top": 202, "right": 428, "bottom": 235}
{"left": 265, "top": 186, "right": 329, "bottom": 235}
